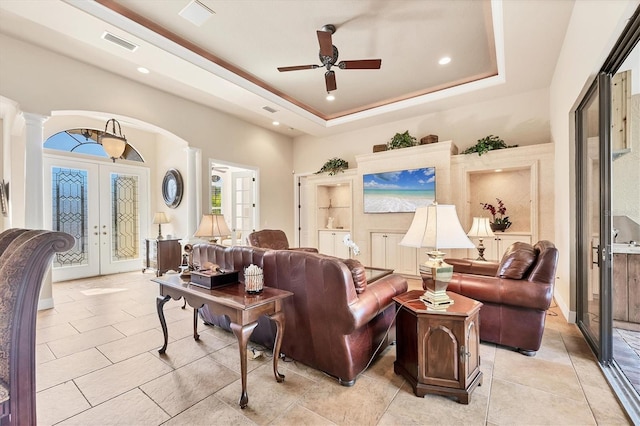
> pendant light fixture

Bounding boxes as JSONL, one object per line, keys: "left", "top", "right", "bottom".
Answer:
{"left": 99, "top": 118, "right": 127, "bottom": 162}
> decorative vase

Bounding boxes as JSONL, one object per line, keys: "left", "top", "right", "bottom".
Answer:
{"left": 490, "top": 223, "right": 510, "bottom": 232}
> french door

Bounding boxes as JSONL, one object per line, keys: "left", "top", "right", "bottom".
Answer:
{"left": 231, "top": 171, "right": 256, "bottom": 244}
{"left": 44, "top": 155, "right": 149, "bottom": 281}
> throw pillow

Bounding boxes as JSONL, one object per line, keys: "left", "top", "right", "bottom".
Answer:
{"left": 497, "top": 242, "right": 537, "bottom": 279}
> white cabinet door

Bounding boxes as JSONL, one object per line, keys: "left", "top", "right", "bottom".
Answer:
{"left": 318, "top": 230, "right": 350, "bottom": 258}
{"left": 371, "top": 232, "right": 417, "bottom": 275}
{"left": 470, "top": 234, "right": 532, "bottom": 261}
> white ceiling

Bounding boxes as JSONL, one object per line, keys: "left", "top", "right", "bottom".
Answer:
{"left": 0, "top": 0, "right": 575, "bottom": 137}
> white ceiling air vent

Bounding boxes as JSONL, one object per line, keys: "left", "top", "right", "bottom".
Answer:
{"left": 179, "top": 0, "right": 215, "bottom": 27}
{"left": 101, "top": 31, "right": 138, "bottom": 52}
{"left": 262, "top": 106, "right": 278, "bottom": 113}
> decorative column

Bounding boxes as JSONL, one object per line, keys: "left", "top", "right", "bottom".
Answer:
{"left": 183, "top": 146, "right": 201, "bottom": 243}
{"left": 23, "top": 112, "right": 53, "bottom": 310}
{"left": 23, "top": 113, "right": 48, "bottom": 228}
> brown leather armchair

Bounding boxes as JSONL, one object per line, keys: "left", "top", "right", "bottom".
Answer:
{"left": 247, "top": 229, "right": 318, "bottom": 253}
{"left": 446, "top": 241, "right": 558, "bottom": 356}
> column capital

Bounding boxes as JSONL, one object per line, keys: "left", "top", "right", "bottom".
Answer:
{"left": 23, "top": 112, "right": 49, "bottom": 126}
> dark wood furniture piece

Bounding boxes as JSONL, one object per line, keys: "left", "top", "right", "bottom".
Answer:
{"left": 393, "top": 290, "right": 483, "bottom": 404}
{"left": 0, "top": 228, "right": 74, "bottom": 426}
{"left": 144, "top": 238, "right": 181, "bottom": 277}
{"left": 151, "top": 275, "right": 293, "bottom": 409}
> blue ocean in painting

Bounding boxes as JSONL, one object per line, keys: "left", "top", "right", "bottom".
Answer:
{"left": 363, "top": 167, "right": 435, "bottom": 213}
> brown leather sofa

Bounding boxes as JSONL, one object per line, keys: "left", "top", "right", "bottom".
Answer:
{"left": 247, "top": 229, "right": 318, "bottom": 252}
{"left": 192, "top": 243, "right": 408, "bottom": 385}
{"left": 446, "top": 240, "right": 558, "bottom": 356}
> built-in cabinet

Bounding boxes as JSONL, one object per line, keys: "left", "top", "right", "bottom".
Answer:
{"left": 613, "top": 253, "right": 640, "bottom": 326}
{"left": 370, "top": 232, "right": 417, "bottom": 275}
{"left": 318, "top": 230, "right": 351, "bottom": 258}
{"left": 467, "top": 233, "right": 532, "bottom": 262}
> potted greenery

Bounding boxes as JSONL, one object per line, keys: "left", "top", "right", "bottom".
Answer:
{"left": 481, "top": 198, "right": 512, "bottom": 231}
{"left": 387, "top": 131, "right": 417, "bottom": 150}
{"left": 315, "top": 158, "right": 348, "bottom": 175}
{"left": 462, "top": 135, "right": 518, "bottom": 156}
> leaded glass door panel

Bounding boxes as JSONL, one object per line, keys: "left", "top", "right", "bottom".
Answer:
{"left": 44, "top": 156, "right": 148, "bottom": 280}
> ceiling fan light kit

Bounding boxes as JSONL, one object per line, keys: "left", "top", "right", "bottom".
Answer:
{"left": 278, "top": 24, "right": 382, "bottom": 94}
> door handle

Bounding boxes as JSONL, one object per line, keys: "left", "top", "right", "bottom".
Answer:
{"left": 592, "top": 245, "right": 600, "bottom": 267}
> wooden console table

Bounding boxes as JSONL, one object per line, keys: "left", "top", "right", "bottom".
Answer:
{"left": 151, "top": 275, "right": 293, "bottom": 408}
{"left": 144, "top": 238, "right": 181, "bottom": 277}
{"left": 393, "top": 290, "right": 483, "bottom": 404}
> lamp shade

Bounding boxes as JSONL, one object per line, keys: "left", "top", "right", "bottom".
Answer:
{"left": 400, "top": 204, "right": 475, "bottom": 250}
{"left": 467, "top": 217, "right": 495, "bottom": 238}
{"left": 152, "top": 212, "right": 170, "bottom": 224}
{"left": 194, "top": 214, "right": 232, "bottom": 239}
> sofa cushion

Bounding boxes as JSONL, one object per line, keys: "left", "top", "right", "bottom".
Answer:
{"left": 497, "top": 242, "right": 537, "bottom": 279}
{"left": 342, "top": 258, "right": 367, "bottom": 294}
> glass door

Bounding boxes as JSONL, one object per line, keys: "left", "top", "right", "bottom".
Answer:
{"left": 44, "top": 155, "right": 149, "bottom": 280}
{"left": 576, "top": 74, "right": 613, "bottom": 362}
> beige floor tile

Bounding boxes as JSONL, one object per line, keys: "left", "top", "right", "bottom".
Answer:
{"left": 215, "top": 364, "right": 317, "bottom": 424}
{"left": 582, "top": 381, "right": 633, "bottom": 425}
{"left": 151, "top": 333, "right": 232, "bottom": 369}
{"left": 487, "top": 377, "right": 596, "bottom": 425}
{"left": 534, "top": 328, "right": 574, "bottom": 366}
{"left": 36, "top": 309, "right": 94, "bottom": 330}
{"left": 36, "top": 381, "right": 91, "bottom": 426}
{"left": 37, "top": 347, "right": 111, "bottom": 392}
{"left": 96, "top": 328, "right": 166, "bottom": 363}
{"left": 379, "top": 379, "right": 489, "bottom": 426}
{"left": 359, "top": 345, "right": 406, "bottom": 388}
{"left": 46, "top": 326, "right": 125, "bottom": 358}
{"left": 492, "top": 345, "right": 584, "bottom": 401}
{"left": 36, "top": 343, "right": 56, "bottom": 364}
{"left": 158, "top": 316, "right": 205, "bottom": 342}
{"left": 74, "top": 352, "right": 173, "bottom": 406}
{"left": 208, "top": 341, "right": 271, "bottom": 374}
{"left": 58, "top": 388, "right": 170, "bottom": 425}
{"left": 35, "top": 322, "right": 80, "bottom": 345}
{"left": 296, "top": 371, "right": 399, "bottom": 426}
{"left": 111, "top": 311, "right": 164, "bottom": 336}
{"left": 163, "top": 394, "right": 254, "bottom": 426}
{"left": 69, "top": 310, "right": 136, "bottom": 332}
{"left": 271, "top": 403, "right": 337, "bottom": 426}
{"left": 140, "top": 356, "right": 239, "bottom": 416}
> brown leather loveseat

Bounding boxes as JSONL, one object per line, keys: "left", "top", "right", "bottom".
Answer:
{"left": 446, "top": 240, "right": 558, "bottom": 356}
{"left": 191, "top": 243, "right": 407, "bottom": 385}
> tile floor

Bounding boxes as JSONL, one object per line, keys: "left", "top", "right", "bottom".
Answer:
{"left": 35, "top": 271, "right": 632, "bottom": 425}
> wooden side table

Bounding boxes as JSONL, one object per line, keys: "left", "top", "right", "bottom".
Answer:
{"left": 144, "top": 238, "right": 181, "bottom": 277}
{"left": 393, "top": 290, "right": 483, "bottom": 404}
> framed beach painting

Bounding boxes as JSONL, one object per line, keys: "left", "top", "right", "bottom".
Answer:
{"left": 363, "top": 167, "right": 435, "bottom": 213}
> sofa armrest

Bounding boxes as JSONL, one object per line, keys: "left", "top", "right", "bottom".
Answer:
{"left": 445, "top": 258, "right": 499, "bottom": 276}
{"left": 448, "top": 273, "right": 553, "bottom": 311}
{"left": 348, "top": 274, "right": 408, "bottom": 331}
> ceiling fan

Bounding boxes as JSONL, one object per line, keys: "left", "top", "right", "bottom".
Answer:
{"left": 277, "top": 24, "right": 382, "bottom": 93}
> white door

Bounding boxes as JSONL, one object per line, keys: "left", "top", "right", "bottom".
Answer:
{"left": 231, "top": 171, "right": 255, "bottom": 245}
{"left": 44, "top": 156, "right": 149, "bottom": 281}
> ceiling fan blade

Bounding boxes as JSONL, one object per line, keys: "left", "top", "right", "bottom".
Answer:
{"left": 338, "top": 59, "right": 382, "bottom": 69}
{"left": 277, "top": 65, "right": 319, "bottom": 72}
{"left": 317, "top": 30, "right": 333, "bottom": 57}
{"left": 325, "top": 71, "right": 337, "bottom": 92}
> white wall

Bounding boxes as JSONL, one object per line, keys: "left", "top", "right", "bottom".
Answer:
{"left": 549, "top": 0, "right": 638, "bottom": 320}
{"left": 0, "top": 33, "right": 295, "bottom": 240}
{"left": 293, "top": 88, "right": 550, "bottom": 174}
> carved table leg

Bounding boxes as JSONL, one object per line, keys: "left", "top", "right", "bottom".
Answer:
{"left": 230, "top": 321, "right": 259, "bottom": 409}
{"left": 156, "top": 295, "right": 172, "bottom": 354}
{"left": 193, "top": 308, "right": 200, "bottom": 341}
{"left": 269, "top": 311, "right": 286, "bottom": 382}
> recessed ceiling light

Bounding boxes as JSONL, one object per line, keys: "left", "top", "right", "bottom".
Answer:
{"left": 438, "top": 57, "right": 451, "bottom": 65}
{"left": 272, "top": 121, "right": 280, "bottom": 126}
{"left": 137, "top": 67, "right": 149, "bottom": 74}
{"left": 326, "top": 94, "right": 335, "bottom": 101}
{"left": 179, "top": 0, "right": 215, "bottom": 27}
{"left": 495, "top": 169, "right": 503, "bottom": 172}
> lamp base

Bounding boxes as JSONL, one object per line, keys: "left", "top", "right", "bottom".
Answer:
{"left": 419, "top": 250, "right": 455, "bottom": 309}
{"left": 157, "top": 224, "right": 164, "bottom": 240}
{"left": 475, "top": 239, "right": 486, "bottom": 261}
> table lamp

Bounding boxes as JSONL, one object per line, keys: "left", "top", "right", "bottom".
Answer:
{"left": 400, "top": 203, "right": 475, "bottom": 308}
{"left": 152, "top": 212, "right": 170, "bottom": 240}
{"left": 467, "top": 217, "right": 495, "bottom": 261}
{"left": 194, "top": 214, "right": 232, "bottom": 243}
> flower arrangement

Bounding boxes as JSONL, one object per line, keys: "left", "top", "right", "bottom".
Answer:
{"left": 343, "top": 234, "right": 360, "bottom": 256}
{"left": 316, "top": 158, "right": 348, "bottom": 175}
{"left": 481, "top": 198, "right": 512, "bottom": 231}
